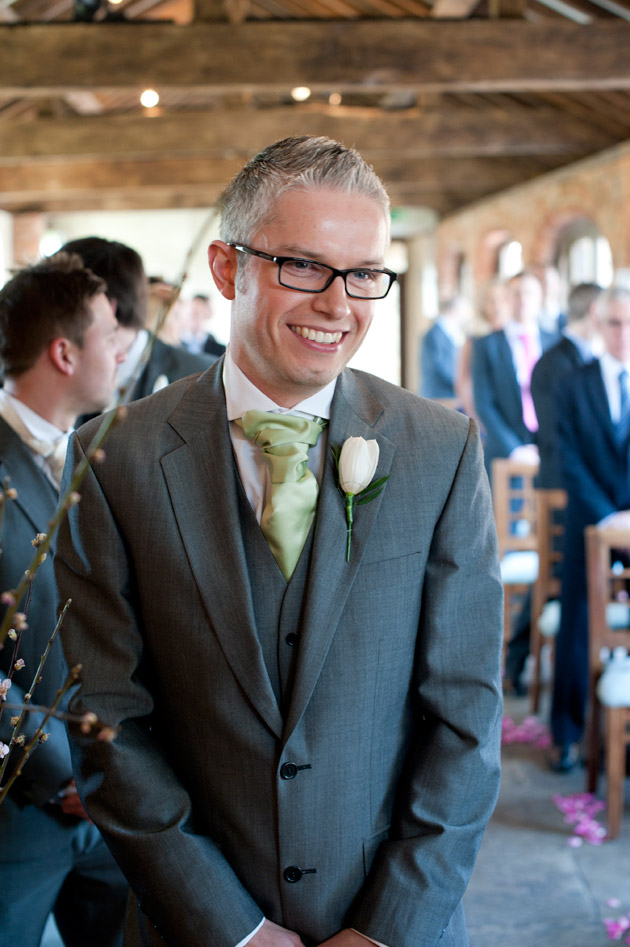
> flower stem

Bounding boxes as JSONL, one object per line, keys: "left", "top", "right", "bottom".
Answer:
{"left": 345, "top": 494, "right": 354, "bottom": 562}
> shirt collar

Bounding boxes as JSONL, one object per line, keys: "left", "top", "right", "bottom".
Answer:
{"left": 223, "top": 348, "right": 336, "bottom": 422}
{"left": 0, "top": 389, "right": 67, "bottom": 440}
{"left": 504, "top": 320, "right": 540, "bottom": 343}
{"left": 600, "top": 350, "right": 630, "bottom": 378}
{"left": 562, "top": 328, "right": 592, "bottom": 361}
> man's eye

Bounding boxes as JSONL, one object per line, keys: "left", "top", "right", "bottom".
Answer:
{"left": 352, "top": 269, "right": 377, "bottom": 283}
{"left": 283, "top": 260, "right": 324, "bottom": 277}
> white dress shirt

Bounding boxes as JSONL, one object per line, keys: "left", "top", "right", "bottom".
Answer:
{"left": 0, "top": 389, "right": 69, "bottom": 489}
{"left": 599, "top": 351, "right": 630, "bottom": 423}
{"left": 222, "top": 351, "right": 387, "bottom": 947}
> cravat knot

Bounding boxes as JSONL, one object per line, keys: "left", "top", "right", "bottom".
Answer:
{"left": 237, "top": 410, "right": 327, "bottom": 580}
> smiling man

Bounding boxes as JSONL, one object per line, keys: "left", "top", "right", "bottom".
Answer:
{"left": 56, "top": 137, "right": 503, "bottom": 947}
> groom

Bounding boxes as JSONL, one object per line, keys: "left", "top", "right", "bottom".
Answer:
{"left": 56, "top": 136, "right": 503, "bottom": 947}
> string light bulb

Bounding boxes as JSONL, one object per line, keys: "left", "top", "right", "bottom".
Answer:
{"left": 140, "top": 89, "right": 160, "bottom": 108}
{"left": 328, "top": 92, "right": 342, "bottom": 106}
{"left": 291, "top": 86, "right": 311, "bottom": 102}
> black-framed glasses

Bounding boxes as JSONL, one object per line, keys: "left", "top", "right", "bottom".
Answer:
{"left": 230, "top": 244, "right": 397, "bottom": 300}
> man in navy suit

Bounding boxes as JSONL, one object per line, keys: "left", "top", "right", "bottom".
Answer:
{"left": 503, "top": 283, "right": 602, "bottom": 693}
{"left": 550, "top": 287, "right": 630, "bottom": 771}
{"left": 0, "top": 254, "right": 129, "bottom": 946}
{"left": 471, "top": 270, "right": 557, "bottom": 478}
{"left": 418, "top": 296, "right": 467, "bottom": 400}
{"left": 531, "top": 283, "right": 601, "bottom": 489}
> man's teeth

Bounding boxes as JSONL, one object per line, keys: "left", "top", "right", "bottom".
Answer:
{"left": 291, "top": 326, "right": 343, "bottom": 345}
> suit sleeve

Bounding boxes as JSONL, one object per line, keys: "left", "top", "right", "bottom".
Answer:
{"left": 471, "top": 336, "right": 524, "bottom": 455}
{"left": 351, "top": 419, "right": 504, "bottom": 946}
{"left": 55, "top": 433, "right": 264, "bottom": 947}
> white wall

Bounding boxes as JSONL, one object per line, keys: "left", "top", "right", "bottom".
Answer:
{"left": 47, "top": 208, "right": 232, "bottom": 344}
{"left": 0, "top": 211, "right": 13, "bottom": 286}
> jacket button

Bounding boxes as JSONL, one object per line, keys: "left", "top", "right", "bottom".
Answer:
{"left": 283, "top": 866, "right": 303, "bottom": 883}
{"left": 285, "top": 632, "right": 299, "bottom": 646}
{"left": 280, "top": 762, "right": 298, "bottom": 780}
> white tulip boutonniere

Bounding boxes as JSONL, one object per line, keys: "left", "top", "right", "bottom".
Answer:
{"left": 332, "top": 437, "right": 389, "bottom": 562}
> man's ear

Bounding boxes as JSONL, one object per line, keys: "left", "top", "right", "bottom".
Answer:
{"left": 208, "top": 241, "right": 237, "bottom": 301}
{"left": 48, "top": 337, "right": 76, "bottom": 377}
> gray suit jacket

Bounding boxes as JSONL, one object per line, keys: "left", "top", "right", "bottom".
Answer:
{"left": 56, "top": 361, "right": 503, "bottom": 947}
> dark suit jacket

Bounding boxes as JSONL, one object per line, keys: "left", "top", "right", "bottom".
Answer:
{"left": 0, "top": 418, "right": 71, "bottom": 806}
{"left": 419, "top": 322, "right": 457, "bottom": 399}
{"left": 552, "top": 360, "right": 630, "bottom": 744}
{"left": 132, "top": 337, "right": 216, "bottom": 401}
{"left": 471, "top": 326, "right": 557, "bottom": 473}
{"left": 56, "top": 361, "right": 503, "bottom": 947}
{"left": 557, "top": 359, "right": 630, "bottom": 554}
{"left": 531, "top": 335, "right": 588, "bottom": 489}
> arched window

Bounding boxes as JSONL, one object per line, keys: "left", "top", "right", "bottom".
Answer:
{"left": 556, "top": 219, "right": 613, "bottom": 287}
{"left": 498, "top": 240, "right": 523, "bottom": 280}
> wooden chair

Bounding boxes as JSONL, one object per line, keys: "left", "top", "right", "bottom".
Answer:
{"left": 585, "top": 525, "right": 630, "bottom": 839}
{"left": 491, "top": 458, "right": 540, "bottom": 651}
{"left": 529, "top": 488, "right": 567, "bottom": 713}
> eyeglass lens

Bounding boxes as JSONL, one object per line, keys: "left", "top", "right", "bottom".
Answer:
{"left": 279, "top": 259, "right": 390, "bottom": 299}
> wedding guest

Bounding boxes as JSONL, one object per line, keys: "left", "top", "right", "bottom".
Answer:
{"left": 550, "top": 287, "right": 630, "bottom": 771}
{"left": 180, "top": 293, "right": 226, "bottom": 359}
{"left": 455, "top": 277, "right": 510, "bottom": 421}
{"left": 418, "top": 295, "right": 468, "bottom": 401}
{"left": 61, "top": 237, "right": 214, "bottom": 402}
{"left": 57, "top": 136, "right": 503, "bottom": 947}
{"left": 471, "top": 270, "right": 557, "bottom": 479}
{"left": 531, "top": 282, "right": 602, "bottom": 489}
{"left": 0, "top": 253, "right": 128, "bottom": 947}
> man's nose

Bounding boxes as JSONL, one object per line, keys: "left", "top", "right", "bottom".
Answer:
{"left": 314, "top": 274, "right": 352, "bottom": 318}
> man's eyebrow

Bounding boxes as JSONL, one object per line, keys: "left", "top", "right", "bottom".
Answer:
{"left": 273, "top": 246, "right": 385, "bottom": 267}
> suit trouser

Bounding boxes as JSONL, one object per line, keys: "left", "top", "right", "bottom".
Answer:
{"left": 0, "top": 797, "right": 128, "bottom": 947}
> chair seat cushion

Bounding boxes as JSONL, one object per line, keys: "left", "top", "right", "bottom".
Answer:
{"left": 500, "top": 550, "right": 539, "bottom": 585}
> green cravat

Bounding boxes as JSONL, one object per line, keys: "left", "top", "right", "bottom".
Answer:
{"left": 238, "top": 410, "right": 327, "bottom": 581}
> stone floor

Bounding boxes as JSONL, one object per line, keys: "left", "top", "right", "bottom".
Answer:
{"left": 41, "top": 692, "right": 630, "bottom": 947}
{"left": 464, "top": 692, "right": 630, "bottom": 947}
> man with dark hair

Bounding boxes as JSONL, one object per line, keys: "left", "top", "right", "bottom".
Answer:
{"left": 61, "top": 236, "right": 213, "bottom": 402}
{"left": 531, "top": 282, "right": 602, "bottom": 489}
{"left": 0, "top": 253, "right": 128, "bottom": 947}
{"left": 57, "top": 137, "right": 503, "bottom": 947}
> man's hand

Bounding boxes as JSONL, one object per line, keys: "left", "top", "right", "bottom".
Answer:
{"left": 248, "top": 920, "right": 305, "bottom": 946}
{"left": 59, "top": 780, "right": 93, "bottom": 822}
{"left": 318, "top": 931, "right": 376, "bottom": 946}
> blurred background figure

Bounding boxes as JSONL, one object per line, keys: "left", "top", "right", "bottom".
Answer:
{"left": 418, "top": 295, "right": 468, "bottom": 401}
{"left": 532, "top": 282, "right": 602, "bottom": 489}
{"left": 532, "top": 263, "right": 567, "bottom": 333}
{"left": 456, "top": 277, "right": 511, "bottom": 421}
{"left": 61, "top": 237, "right": 214, "bottom": 403}
{"left": 471, "top": 270, "right": 558, "bottom": 478}
{"left": 550, "top": 287, "right": 630, "bottom": 772}
{"left": 180, "top": 293, "right": 226, "bottom": 359}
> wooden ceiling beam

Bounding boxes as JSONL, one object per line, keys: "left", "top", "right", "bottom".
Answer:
{"left": 4, "top": 21, "right": 630, "bottom": 93}
{"left": 0, "top": 104, "right": 613, "bottom": 159}
{"left": 0, "top": 153, "right": 560, "bottom": 207}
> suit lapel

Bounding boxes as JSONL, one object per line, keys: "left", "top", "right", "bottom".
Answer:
{"left": 586, "top": 361, "right": 619, "bottom": 453}
{"left": 160, "top": 364, "right": 284, "bottom": 738}
{"left": 284, "top": 370, "right": 395, "bottom": 742}
{"left": 0, "top": 418, "right": 58, "bottom": 541}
